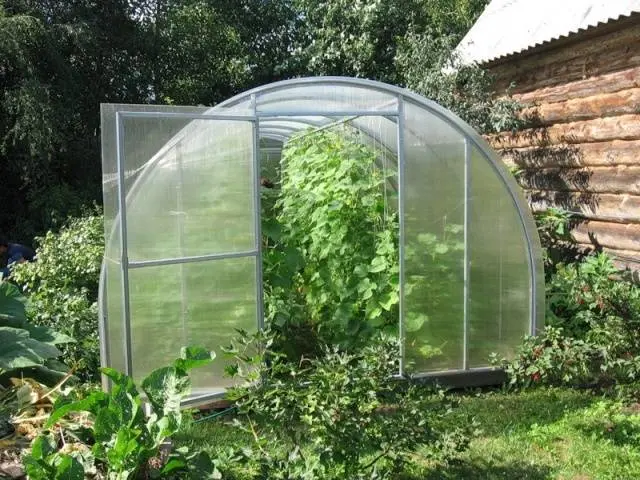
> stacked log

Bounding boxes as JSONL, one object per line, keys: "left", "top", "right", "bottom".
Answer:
{"left": 486, "top": 19, "right": 640, "bottom": 267}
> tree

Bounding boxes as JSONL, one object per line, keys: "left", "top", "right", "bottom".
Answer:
{"left": 396, "top": 29, "right": 523, "bottom": 134}
{"left": 291, "top": 0, "right": 419, "bottom": 82}
{"left": 0, "top": 0, "right": 149, "bottom": 240}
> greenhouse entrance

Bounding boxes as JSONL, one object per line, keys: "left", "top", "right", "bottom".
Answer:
{"left": 99, "top": 77, "right": 544, "bottom": 405}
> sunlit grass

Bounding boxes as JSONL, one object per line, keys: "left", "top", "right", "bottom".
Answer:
{"left": 176, "top": 387, "right": 640, "bottom": 479}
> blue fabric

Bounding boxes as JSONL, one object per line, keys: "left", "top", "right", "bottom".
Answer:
{"left": 0, "top": 243, "right": 34, "bottom": 278}
{"left": 7, "top": 243, "right": 35, "bottom": 264}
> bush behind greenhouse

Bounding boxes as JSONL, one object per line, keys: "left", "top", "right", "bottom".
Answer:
{"left": 11, "top": 209, "right": 104, "bottom": 382}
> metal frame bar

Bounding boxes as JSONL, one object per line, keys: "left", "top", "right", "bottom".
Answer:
{"left": 117, "top": 109, "right": 400, "bottom": 120}
{"left": 411, "top": 366, "right": 500, "bottom": 378}
{"left": 128, "top": 250, "right": 259, "bottom": 269}
{"left": 257, "top": 110, "right": 399, "bottom": 118}
{"left": 180, "top": 390, "right": 226, "bottom": 408}
{"left": 97, "top": 264, "right": 110, "bottom": 390}
{"left": 463, "top": 139, "right": 470, "bottom": 371}
{"left": 115, "top": 112, "right": 134, "bottom": 377}
{"left": 396, "top": 96, "right": 406, "bottom": 377}
{"left": 252, "top": 94, "right": 265, "bottom": 330}
{"left": 176, "top": 142, "right": 188, "bottom": 348}
{"left": 119, "top": 111, "right": 256, "bottom": 122}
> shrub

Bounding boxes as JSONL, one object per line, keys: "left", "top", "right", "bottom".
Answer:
{"left": 225, "top": 330, "right": 471, "bottom": 479}
{"left": 0, "top": 280, "right": 72, "bottom": 386}
{"left": 24, "top": 346, "right": 219, "bottom": 479}
{"left": 11, "top": 210, "right": 104, "bottom": 382}
{"left": 533, "top": 207, "right": 587, "bottom": 277}
{"left": 496, "top": 253, "right": 640, "bottom": 388}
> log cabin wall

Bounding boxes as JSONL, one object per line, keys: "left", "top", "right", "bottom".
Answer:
{"left": 484, "top": 15, "right": 640, "bottom": 267}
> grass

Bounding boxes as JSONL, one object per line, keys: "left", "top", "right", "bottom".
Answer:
{"left": 175, "top": 387, "right": 640, "bottom": 479}
{"left": 422, "top": 387, "right": 640, "bottom": 479}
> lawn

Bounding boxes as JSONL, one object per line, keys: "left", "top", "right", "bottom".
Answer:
{"left": 175, "top": 387, "right": 640, "bottom": 479}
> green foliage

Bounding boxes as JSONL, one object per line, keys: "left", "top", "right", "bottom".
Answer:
{"left": 225, "top": 330, "right": 470, "bottom": 479}
{"left": 11, "top": 211, "right": 104, "bottom": 382}
{"left": 290, "top": 0, "right": 519, "bottom": 136}
{"left": 534, "top": 207, "right": 584, "bottom": 275}
{"left": 496, "top": 253, "right": 640, "bottom": 388}
{"left": 148, "top": 0, "right": 248, "bottom": 105}
{"left": 0, "top": 1, "right": 142, "bottom": 239}
{"left": 0, "top": 280, "right": 72, "bottom": 385}
{"left": 292, "top": 0, "right": 487, "bottom": 83}
{"left": 403, "top": 222, "right": 464, "bottom": 360}
{"left": 24, "top": 346, "right": 219, "bottom": 480}
{"left": 493, "top": 326, "right": 604, "bottom": 387}
{"left": 292, "top": 0, "right": 414, "bottom": 82}
{"left": 396, "top": 31, "right": 523, "bottom": 134}
{"left": 265, "top": 128, "right": 399, "bottom": 350}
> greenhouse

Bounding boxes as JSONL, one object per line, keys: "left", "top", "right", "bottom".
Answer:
{"left": 99, "top": 77, "right": 544, "bottom": 404}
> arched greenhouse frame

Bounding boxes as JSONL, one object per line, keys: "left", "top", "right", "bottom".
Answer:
{"left": 99, "top": 77, "right": 544, "bottom": 405}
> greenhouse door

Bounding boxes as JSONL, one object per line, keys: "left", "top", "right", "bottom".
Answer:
{"left": 100, "top": 105, "right": 261, "bottom": 404}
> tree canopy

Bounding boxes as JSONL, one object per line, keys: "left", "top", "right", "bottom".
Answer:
{"left": 0, "top": 0, "right": 517, "bottom": 241}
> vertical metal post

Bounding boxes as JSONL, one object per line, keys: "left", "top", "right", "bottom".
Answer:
{"left": 97, "top": 264, "right": 110, "bottom": 391}
{"left": 498, "top": 197, "right": 504, "bottom": 341}
{"left": 116, "top": 112, "right": 134, "bottom": 377}
{"left": 396, "top": 97, "right": 406, "bottom": 376}
{"left": 176, "top": 142, "right": 188, "bottom": 347}
{"left": 251, "top": 94, "right": 265, "bottom": 329}
{"left": 463, "top": 138, "right": 471, "bottom": 371}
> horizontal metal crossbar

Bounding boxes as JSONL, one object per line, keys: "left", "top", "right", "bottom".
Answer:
{"left": 128, "top": 250, "right": 258, "bottom": 269}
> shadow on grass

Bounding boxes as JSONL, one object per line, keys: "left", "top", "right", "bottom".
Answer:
{"left": 451, "top": 388, "right": 599, "bottom": 437}
{"left": 415, "top": 459, "right": 552, "bottom": 480}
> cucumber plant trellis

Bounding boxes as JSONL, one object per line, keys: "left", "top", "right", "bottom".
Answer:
{"left": 99, "top": 77, "right": 544, "bottom": 405}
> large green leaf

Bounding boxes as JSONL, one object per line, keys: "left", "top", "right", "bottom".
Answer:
{"left": 46, "top": 391, "right": 109, "bottom": 428}
{"left": 404, "top": 313, "right": 428, "bottom": 333}
{"left": 25, "top": 324, "right": 75, "bottom": 344}
{"left": 141, "top": 366, "right": 190, "bottom": 423}
{"left": 30, "top": 435, "right": 56, "bottom": 460}
{"left": 0, "top": 281, "right": 27, "bottom": 324}
{"left": 0, "top": 327, "right": 61, "bottom": 371}
{"left": 0, "top": 359, "right": 72, "bottom": 387}
{"left": 53, "top": 454, "right": 84, "bottom": 480}
{"left": 23, "top": 456, "right": 53, "bottom": 480}
{"left": 174, "top": 346, "right": 215, "bottom": 372}
{"left": 93, "top": 406, "right": 121, "bottom": 444}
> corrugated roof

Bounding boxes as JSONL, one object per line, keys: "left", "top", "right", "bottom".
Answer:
{"left": 455, "top": 0, "right": 640, "bottom": 65}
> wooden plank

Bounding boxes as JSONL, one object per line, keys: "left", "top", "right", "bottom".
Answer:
{"left": 573, "top": 242, "right": 640, "bottom": 271}
{"left": 516, "top": 165, "right": 640, "bottom": 194}
{"left": 491, "top": 23, "right": 640, "bottom": 94}
{"left": 572, "top": 221, "right": 640, "bottom": 252}
{"left": 500, "top": 140, "right": 640, "bottom": 168}
{"left": 526, "top": 191, "right": 640, "bottom": 222}
{"left": 513, "top": 66, "right": 640, "bottom": 104}
{"left": 488, "top": 114, "right": 640, "bottom": 149}
{"left": 520, "top": 87, "right": 640, "bottom": 126}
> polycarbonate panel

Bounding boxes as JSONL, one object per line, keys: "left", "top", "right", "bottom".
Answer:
{"left": 100, "top": 104, "right": 209, "bottom": 262}
{"left": 127, "top": 257, "right": 257, "bottom": 388}
{"left": 403, "top": 103, "right": 466, "bottom": 372}
{"left": 255, "top": 83, "right": 398, "bottom": 113}
{"left": 468, "top": 145, "right": 531, "bottom": 367}
{"left": 121, "top": 117, "right": 255, "bottom": 261}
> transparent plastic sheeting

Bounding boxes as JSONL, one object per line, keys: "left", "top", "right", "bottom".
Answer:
{"left": 100, "top": 77, "right": 544, "bottom": 400}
